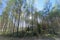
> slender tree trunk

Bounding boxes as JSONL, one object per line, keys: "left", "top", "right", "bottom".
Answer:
{"left": 17, "top": 13, "right": 20, "bottom": 36}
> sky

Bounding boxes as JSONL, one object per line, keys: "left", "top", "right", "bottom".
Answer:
{"left": 0, "top": 0, "right": 56, "bottom": 15}
{"left": 34, "top": 0, "right": 56, "bottom": 11}
{"left": 0, "top": 0, "right": 7, "bottom": 15}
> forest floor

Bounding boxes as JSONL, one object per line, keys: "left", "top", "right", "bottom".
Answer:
{"left": 0, "top": 36, "right": 60, "bottom": 40}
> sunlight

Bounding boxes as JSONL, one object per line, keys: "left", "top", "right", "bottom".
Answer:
{"left": 29, "top": 15, "right": 32, "bottom": 20}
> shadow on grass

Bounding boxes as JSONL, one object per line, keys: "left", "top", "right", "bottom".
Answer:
{"left": 0, "top": 31, "right": 59, "bottom": 40}
{"left": 1, "top": 31, "right": 38, "bottom": 38}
